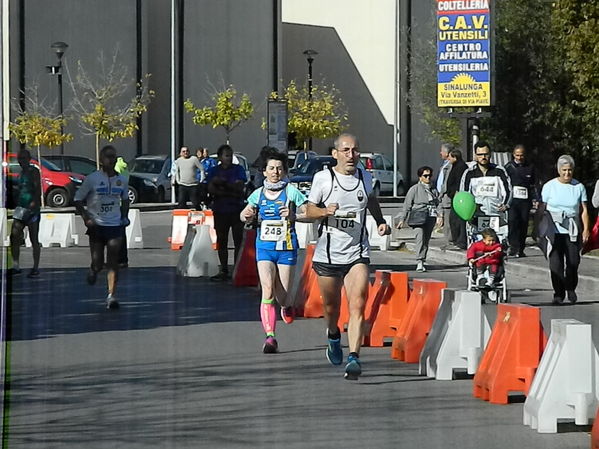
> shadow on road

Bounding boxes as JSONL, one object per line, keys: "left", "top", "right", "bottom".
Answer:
{"left": 7, "top": 267, "right": 261, "bottom": 341}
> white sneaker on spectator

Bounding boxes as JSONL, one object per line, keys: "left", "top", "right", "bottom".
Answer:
{"left": 416, "top": 261, "right": 426, "bottom": 272}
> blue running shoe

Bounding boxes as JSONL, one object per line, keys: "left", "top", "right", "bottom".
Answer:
{"left": 326, "top": 337, "right": 343, "bottom": 365}
{"left": 344, "top": 355, "right": 362, "bottom": 380}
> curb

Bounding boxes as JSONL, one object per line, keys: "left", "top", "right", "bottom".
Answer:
{"left": 404, "top": 241, "right": 599, "bottom": 293}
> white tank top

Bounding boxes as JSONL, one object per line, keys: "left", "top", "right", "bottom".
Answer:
{"left": 308, "top": 168, "right": 373, "bottom": 264}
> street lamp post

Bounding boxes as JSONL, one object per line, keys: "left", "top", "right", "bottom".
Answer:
{"left": 46, "top": 41, "right": 68, "bottom": 155}
{"left": 303, "top": 49, "right": 318, "bottom": 151}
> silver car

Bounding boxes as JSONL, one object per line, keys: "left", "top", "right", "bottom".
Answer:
{"left": 360, "top": 152, "right": 406, "bottom": 196}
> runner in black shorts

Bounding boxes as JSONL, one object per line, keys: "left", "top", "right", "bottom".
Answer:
{"left": 305, "top": 133, "right": 390, "bottom": 380}
{"left": 75, "top": 145, "right": 129, "bottom": 309}
{"left": 10, "top": 149, "right": 42, "bottom": 278}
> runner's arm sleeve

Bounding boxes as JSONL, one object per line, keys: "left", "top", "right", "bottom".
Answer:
{"left": 246, "top": 188, "right": 261, "bottom": 207}
{"left": 74, "top": 175, "right": 92, "bottom": 203}
{"left": 367, "top": 195, "right": 387, "bottom": 226}
{"left": 287, "top": 185, "right": 308, "bottom": 207}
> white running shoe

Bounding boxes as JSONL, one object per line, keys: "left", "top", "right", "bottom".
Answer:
{"left": 106, "top": 294, "right": 119, "bottom": 309}
{"left": 416, "top": 261, "right": 426, "bottom": 272}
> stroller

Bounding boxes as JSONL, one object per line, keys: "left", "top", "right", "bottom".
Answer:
{"left": 466, "top": 212, "right": 510, "bottom": 303}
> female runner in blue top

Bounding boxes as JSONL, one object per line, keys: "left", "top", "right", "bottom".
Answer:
{"left": 240, "top": 149, "right": 308, "bottom": 353}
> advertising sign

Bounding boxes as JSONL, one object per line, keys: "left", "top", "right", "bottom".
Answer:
{"left": 437, "top": 0, "right": 492, "bottom": 107}
{"left": 267, "top": 100, "right": 288, "bottom": 153}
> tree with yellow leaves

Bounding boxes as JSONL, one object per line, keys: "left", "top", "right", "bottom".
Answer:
{"left": 184, "top": 86, "right": 254, "bottom": 144}
{"left": 9, "top": 88, "right": 73, "bottom": 206}
{"left": 68, "top": 50, "right": 154, "bottom": 168}
{"left": 269, "top": 80, "right": 347, "bottom": 150}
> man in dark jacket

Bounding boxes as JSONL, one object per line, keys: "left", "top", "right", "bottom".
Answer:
{"left": 445, "top": 149, "right": 468, "bottom": 249}
{"left": 504, "top": 144, "right": 537, "bottom": 257}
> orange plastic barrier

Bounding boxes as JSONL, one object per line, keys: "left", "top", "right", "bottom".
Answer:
{"left": 364, "top": 271, "right": 409, "bottom": 347}
{"left": 473, "top": 303, "right": 547, "bottom": 405}
{"left": 293, "top": 244, "right": 319, "bottom": 317}
{"left": 391, "top": 279, "right": 447, "bottom": 362}
{"left": 232, "top": 228, "right": 258, "bottom": 287}
{"left": 591, "top": 408, "right": 599, "bottom": 449}
{"left": 302, "top": 274, "right": 324, "bottom": 318}
{"left": 168, "top": 209, "right": 193, "bottom": 250}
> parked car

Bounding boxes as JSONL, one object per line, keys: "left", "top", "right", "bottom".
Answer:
{"left": 44, "top": 155, "right": 97, "bottom": 176}
{"left": 5, "top": 152, "right": 84, "bottom": 208}
{"left": 289, "top": 156, "right": 338, "bottom": 197}
{"left": 287, "top": 150, "right": 317, "bottom": 175}
{"left": 360, "top": 152, "right": 405, "bottom": 196}
{"left": 128, "top": 155, "right": 172, "bottom": 204}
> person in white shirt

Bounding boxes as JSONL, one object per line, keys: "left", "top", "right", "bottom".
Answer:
{"left": 305, "top": 133, "right": 390, "bottom": 380}
{"left": 540, "top": 154, "right": 590, "bottom": 304}
{"left": 173, "top": 146, "right": 203, "bottom": 209}
{"left": 75, "top": 145, "right": 129, "bottom": 309}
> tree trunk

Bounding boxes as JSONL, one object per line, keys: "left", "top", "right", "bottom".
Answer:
{"left": 95, "top": 133, "right": 100, "bottom": 169}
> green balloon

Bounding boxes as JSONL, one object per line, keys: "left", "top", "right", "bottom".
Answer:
{"left": 453, "top": 191, "right": 476, "bottom": 221}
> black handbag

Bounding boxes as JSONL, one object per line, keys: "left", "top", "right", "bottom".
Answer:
{"left": 407, "top": 208, "right": 429, "bottom": 227}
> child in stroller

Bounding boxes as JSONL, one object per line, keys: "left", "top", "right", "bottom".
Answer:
{"left": 467, "top": 228, "right": 508, "bottom": 302}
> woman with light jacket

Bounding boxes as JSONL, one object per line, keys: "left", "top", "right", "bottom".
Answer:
{"left": 539, "top": 155, "right": 590, "bottom": 304}
{"left": 395, "top": 166, "right": 440, "bottom": 272}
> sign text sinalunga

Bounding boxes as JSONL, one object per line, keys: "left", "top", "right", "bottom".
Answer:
{"left": 436, "top": 0, "right": 492, "bottom": 107}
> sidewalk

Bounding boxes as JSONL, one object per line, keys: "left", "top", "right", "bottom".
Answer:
{"left": 395, "top": 227, "right": 599, "bottom": 292}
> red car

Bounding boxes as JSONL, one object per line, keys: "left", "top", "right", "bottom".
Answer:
{"left": 5, "top": 152, "right": 85, "bottom": 207}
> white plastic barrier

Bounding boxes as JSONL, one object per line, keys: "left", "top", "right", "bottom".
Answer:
{"left": 419, "top": 289, "right": 491, "bottom": 380}
{"left": 25, "top": 213, "right": 78, "bottom": 248}
{"left": 1, "top": 208, "right": 9, "bottom": 247}
{"left": 126, "top": 209, "right": 143, "bottom": 249}
{"left": 295, "top": 221, "right": 318, "bottom": 249}
{"left": 523, "top": 319, "right": 599, "bottom": 433}
{"left": 176, "top": 224, "right": 220, "bottom": 277}
{"left": 366, "top": 214, "right": 392, "bottom": 251}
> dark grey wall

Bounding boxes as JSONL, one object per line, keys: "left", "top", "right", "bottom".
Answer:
{"left": 9, "top": 0, "right": 277, "bottom": 164}
{"left": 10, "top": 0, "right": 139, "bottom": 161}
{"left": 182, "top": 0, "right": 276, "bottom": 158}
{"left": 142, "top": 0, "right": 171, "bottom": 156}
{"left": 8, "top": 0, "right": 439, "bottom": 175}
{"left": 282, "top": 23, "right": 393, "bottom": 157}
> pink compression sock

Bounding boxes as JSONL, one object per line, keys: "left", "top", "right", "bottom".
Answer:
{"left": 260, "top": 299, "right": 277, "bottom": 336}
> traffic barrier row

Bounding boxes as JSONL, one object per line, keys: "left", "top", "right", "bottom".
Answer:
{"left": 4, "top": 209, "right": 144, "bottom": 249}
{"left": 174, "top": 212, "right": 599, "bottom": 442}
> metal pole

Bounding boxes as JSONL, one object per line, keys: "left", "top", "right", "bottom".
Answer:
{"left": 307, "top": 56, "right": 313, "bottom": 151}
{"left": 393, "top": 0, "right": 399, "bottom": 197}
{"left": 170, "top": 0, "right": 176, "bottom": 203}
{"left": 58, "top": 67, "right": 64, "bottom": 154}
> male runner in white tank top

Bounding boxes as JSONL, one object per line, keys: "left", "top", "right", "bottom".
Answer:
{"left": 305, "top": 133, "right": 390, "bottom": 380}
